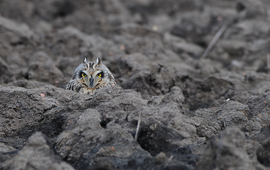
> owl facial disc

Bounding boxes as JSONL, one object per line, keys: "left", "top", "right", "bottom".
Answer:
{"left": 66, "top": 57, "right": 116, "bottom": 95}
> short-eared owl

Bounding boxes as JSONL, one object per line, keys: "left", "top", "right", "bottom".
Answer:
{"left": 66, "top": 58, "right": 116, "bottom": 95}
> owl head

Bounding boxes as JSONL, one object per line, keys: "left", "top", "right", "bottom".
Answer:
{"left": 66, "top": 58, "right": 116, "bottom": 94}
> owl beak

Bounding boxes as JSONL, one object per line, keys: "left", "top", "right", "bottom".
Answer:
{"left": 89, "top": 77, "right": 94, "bottom": 87}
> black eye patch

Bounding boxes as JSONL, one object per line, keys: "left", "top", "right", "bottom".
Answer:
{"left": 79, "top": 71, "right": 86, "bottom": 78}
{"left": 96, "top": 71, "right": 104, "bottom": 78}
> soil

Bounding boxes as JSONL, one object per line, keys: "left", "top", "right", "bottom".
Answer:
{"left": 0, "top": 0, "right": 270, "bottom": 170}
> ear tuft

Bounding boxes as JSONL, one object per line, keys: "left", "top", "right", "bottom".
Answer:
{"left": 83, "top": 58, "right": 87, "bottom": 63}
{"left": 96, "top": 57, "right": 101, "bottom": 64}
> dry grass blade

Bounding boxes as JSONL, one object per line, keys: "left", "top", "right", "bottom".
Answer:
{"left": 201, "top": 25, "right": 227, "bottom": 58}
{"left": 135, "top": 112, "right": 141, "bottom": 141}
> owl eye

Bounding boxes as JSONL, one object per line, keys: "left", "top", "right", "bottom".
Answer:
{"left": 96, "top": 72, "right": 104, "bottom": 78}
{"left": 96, "top": 73, "right": 102, "bottom": 77}
{"left": 81, "top": 72, "right": 87, "bottom": 78}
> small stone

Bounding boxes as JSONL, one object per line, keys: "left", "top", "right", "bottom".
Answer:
{"left": 155, "top": 152, "right": 167, "bottom": 164}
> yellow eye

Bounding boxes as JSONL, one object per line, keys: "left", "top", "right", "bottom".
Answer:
{"left": 97, "top": 73, "right": 102, "bottom": 77}
{"left": 81, "top": 72, "right": 87, "bottom": 77}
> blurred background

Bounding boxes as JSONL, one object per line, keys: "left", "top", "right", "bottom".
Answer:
{"left": 1, "top": 1, "right": 270, "bottom": 170}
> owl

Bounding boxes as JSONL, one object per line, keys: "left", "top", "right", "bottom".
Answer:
{"left": 66, "top": 58, "right": 116, "bottom": 95}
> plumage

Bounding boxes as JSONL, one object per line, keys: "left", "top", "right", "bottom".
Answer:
{"left": 66, "top": 58, "right": 116, "bottom": 95}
